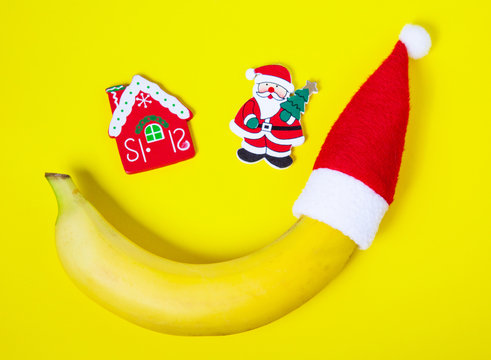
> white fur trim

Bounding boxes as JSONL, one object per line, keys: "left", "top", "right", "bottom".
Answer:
{"left": 243, "top": 113, "right": 257, "bottom": 125}
{"left": 108, "top": 75, "right": 191, "bottom": 138}
{"left": 242, "top": 140, "right": 266, "bottom": 154}
{"left": 254, "top": 74, "right": 294, "bottom": 93}
{"left": 245, "top": 68, "right": 256, "bottom": 80}
{"left": 292, "top": 169, "right": 389, "bottom": 249}
{"left": 399, "top": 24, "right": 432, "bottom": 60}
{"left": 286, "top": 115, "right": 295, "bottom": 125}
{"left": 266, "top": 147, "right": 291, "bottom": 157}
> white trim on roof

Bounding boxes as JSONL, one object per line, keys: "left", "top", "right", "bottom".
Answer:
{"left": 109, "top": 75, "right": 191, "bottom": 138}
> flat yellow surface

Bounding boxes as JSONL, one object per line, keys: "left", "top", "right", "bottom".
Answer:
{"left": 1, "top": 0, "right": 490, "bottom": 358}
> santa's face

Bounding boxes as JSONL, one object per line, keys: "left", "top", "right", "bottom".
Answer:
{"left": 253, "top": 82, "right": 288, "bottom": 119}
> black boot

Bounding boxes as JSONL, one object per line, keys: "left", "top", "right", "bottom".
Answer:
{"left": 265, "top": 155, "right": 293, "bottom": 169}
{"left": 237, "top": 148, "right": 264, "bottom": 164}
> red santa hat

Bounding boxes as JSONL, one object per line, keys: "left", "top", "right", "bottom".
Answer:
{"left": 246, "top": 65, "right": 295, "bottom": 93}
{"left": 293, "top": 24, "right": 432, "bottom": 250}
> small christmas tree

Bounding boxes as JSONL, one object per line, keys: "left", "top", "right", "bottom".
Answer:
{"left": 280, "top": 81, "right": 318, "bottom": 122}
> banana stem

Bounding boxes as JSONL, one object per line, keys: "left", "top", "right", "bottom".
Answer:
{"left": 45, "top": 173, "right": 79, "bottom": 214}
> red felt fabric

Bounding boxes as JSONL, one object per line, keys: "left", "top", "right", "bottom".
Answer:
{"left": 254, "top": 64, "right": 292, "bottom": 83}
{"left": 314, "top": 41, "right": 409, "bottom": 204}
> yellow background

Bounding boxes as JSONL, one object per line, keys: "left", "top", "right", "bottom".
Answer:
{"left": 1, "top": 0, "right": 490, "bottom": 358}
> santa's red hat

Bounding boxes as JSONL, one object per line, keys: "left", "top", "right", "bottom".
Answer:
{"left": 293, "top": 24, "right": 432, "bottom": 249}
{"left": 246, "top": 65, "right": 295, "bottom": 93}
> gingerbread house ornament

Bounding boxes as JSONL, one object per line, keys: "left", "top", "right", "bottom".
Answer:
{"left": 106, "top": 75, "right": 195, "bottom": 174}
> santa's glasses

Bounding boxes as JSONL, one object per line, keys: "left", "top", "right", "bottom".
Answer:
{"left": 257, "top": 82, "right": 288, "bottom": 99}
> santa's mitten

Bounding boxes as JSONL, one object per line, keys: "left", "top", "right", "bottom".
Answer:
{"left": 280, "top": 112, "right": 296, "bottom": 124}
{"left": 246, "top": 117, "right": 259, "bottom": 129}
{"left": 279, "top": 108, "right": 294, "bottom": 122}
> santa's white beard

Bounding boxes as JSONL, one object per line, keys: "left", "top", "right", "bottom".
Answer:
{"left": 253, "top": 86, "right": 287, "bottom": 119}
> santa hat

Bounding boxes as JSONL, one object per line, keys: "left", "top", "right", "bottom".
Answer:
{"left": 246, "top": 65, "right": 295, "bottom": 93}
{"left": 293, "top": 24, "right": 432, "bottom": 250}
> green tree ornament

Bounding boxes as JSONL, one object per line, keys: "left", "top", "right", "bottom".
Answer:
{"left": 280, "top": 82, "right": 317, "bottom": 122}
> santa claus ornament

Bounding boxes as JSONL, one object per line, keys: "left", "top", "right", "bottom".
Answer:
{"left": 230, "top": 65, "right": 318, "bottom": 169}
{"left": 106, "top": 75, "right": 195, "bottom": 174}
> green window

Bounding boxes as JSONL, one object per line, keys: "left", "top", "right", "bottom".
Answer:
{"left": 145, "top": 124, "right": 164, "bottom": 143}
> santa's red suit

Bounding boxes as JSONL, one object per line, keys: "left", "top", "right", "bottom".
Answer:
{"left": 230, "top": 97, "right": 304, "bottom": 157}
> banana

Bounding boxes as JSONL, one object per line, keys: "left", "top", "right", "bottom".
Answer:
{"left": 46, "top": 173, "right": 356, "bottom": 336}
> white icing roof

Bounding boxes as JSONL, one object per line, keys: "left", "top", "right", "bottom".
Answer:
{"left": 108, "top": 75, "right": 191, "bottom": 137}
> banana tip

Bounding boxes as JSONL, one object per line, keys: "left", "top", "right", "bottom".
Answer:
{"left": 45, "top": 172, "right": 71, "bottom": 179}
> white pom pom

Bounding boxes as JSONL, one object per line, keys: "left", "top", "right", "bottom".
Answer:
{"left": 399, "top": 24, "right": 432, "bottom": 59}
{"left": 245, "top": 68, "right": 256, "bottom": 80}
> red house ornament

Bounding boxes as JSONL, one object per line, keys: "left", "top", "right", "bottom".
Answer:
{"left": 106, "top": 75, "right": 195, "bottom": 174}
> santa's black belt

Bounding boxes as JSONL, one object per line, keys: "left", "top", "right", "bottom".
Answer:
{"left": 260, "top": 123, "right": 302, "bottom": 131}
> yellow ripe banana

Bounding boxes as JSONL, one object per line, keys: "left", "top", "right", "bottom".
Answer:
{"left": 46, "top": 173, "right": 356, "bottom": 336}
